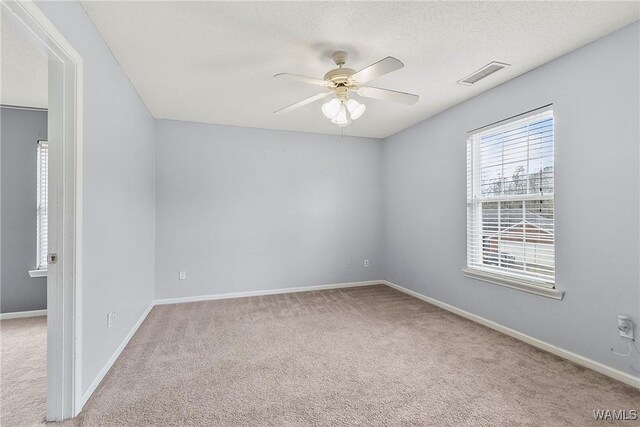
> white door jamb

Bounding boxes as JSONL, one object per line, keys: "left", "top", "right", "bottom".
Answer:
{"left": 1, "top": 1, "right": 84, "bottom": 420}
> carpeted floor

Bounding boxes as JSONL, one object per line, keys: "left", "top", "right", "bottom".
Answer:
{"left": 3, "top": 285, "right": 639, "bottom": 426}
{"left": 1, "top": 316, "right": 47, "bottom": 426}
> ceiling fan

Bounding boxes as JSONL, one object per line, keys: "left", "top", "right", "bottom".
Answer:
{"left": 274, "top": 51, "right": 419, "bottom": 127}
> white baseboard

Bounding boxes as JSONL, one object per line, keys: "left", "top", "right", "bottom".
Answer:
{"left": 382, "top": 280, "right": 640, "bottom": 390}
{"left": 154, "top": 280, "right": 383, "bottom": 305}
{"left": 0, "top": 309, "right": 47, "bottom": 320}
{"left": 80, "top": 302, "right": 154, "bottom": 407}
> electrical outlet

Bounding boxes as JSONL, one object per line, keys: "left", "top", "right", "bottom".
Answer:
{"left": 179, "top": 271, "right": 187, "bottom": 280}
{"left": 364, "top": 259, "right": 370, "bottom": 268}
{"left": 618, "top": 315, "right": 634, "bottom": 340}
{"left": 107, "top": 311, "right": 115, "bottom": 329}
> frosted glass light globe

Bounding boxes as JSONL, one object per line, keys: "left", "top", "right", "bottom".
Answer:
{"left": 346, "top": 99, "right": 366, "bottom": 120}
{"left": 321, "top": 98, "right": 341, "bottom": 119}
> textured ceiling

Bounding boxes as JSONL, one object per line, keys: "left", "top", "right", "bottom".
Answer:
{"left": 1, "top": 15, "right": 48, "bottom": 108}
{"left": 80, "top": 2, "right": 640, "bottom": 137}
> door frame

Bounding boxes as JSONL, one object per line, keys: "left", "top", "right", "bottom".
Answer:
{"left": 1, "top": 1, "right": 84, "bottom": 420}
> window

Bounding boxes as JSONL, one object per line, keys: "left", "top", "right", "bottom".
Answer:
{"left": 36, "top": 140, "right": 48, "bottom": 271}
{"left": 465, "top": 106, "right": 557, "bottom": 294}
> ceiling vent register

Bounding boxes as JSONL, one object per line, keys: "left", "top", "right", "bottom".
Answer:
{"left": 457, "top": 61, "right": 510, "bottom": 85}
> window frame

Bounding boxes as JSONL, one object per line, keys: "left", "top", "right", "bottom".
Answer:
{"left": 36, "top": 139, "right": 48, "bottom": 271}
{"left": 464, "top": 106, "right": 563, "bottom": 300}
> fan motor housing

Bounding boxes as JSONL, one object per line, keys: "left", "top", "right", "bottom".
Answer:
{"left": 324, "top": 67, "right": 356, "bottom": 86}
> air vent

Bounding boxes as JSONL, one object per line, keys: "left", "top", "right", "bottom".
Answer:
{"left": 457, "top": 61, "right": 510, "bottom": 85}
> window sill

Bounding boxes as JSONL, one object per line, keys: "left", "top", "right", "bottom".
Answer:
{"left": 28, "top": 269, "right": 47, "bottom": 278}
{"left": 462, "top": 267, "right": 564, "bottom": 300}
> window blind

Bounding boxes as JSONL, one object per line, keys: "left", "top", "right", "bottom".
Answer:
{"left": 466, "top": 107, "right": 554, "bottom": 286}
{"left": 36, "top": 140, "right": 48, "bottom": 270}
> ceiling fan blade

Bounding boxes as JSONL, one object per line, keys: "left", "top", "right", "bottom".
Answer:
{"left": 350, "top": 57, "right": 404, "bottom": 84}
{"left": 274, "top": 73, "right": 330, "bottom": 87}
{"left": 274, "top": 92, "right": 332, "bottom": 114}
{"left": 357, "top": 86, "right": 419, "bottom": 105}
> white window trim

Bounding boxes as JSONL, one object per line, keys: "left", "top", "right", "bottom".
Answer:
{"left": 463, "top": 268, "right": 563, "bottom": 300}
{"left": 464, "top": 105, "right": 563, "bottom": 300}
{"left": 29, "top": 269, "right": 47, "bottom": 278}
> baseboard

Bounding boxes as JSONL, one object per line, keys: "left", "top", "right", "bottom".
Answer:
{"left": 154, "top": 280, "right": 383, "bottom": 305}
{"left": 80, "top": 302, "right": 154, "bottom": 408}
{"left": 382, "top": 280, "right": 640, "bottom": 390}
{"left": 0, "top": 309, "right": 47, "bottom": 320}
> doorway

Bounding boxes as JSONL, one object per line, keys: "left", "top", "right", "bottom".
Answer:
{"left": 1, "top": 1, "right": 83, "bottom": 421}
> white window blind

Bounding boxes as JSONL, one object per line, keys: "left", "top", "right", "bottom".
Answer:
{"left": 466, "top": 107, "right": 554, "bottom": 287}
{"left": 36, "top": 140, "right": 48, "bottom": 271}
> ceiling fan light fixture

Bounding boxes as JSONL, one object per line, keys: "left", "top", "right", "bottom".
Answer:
{"left": 321, "top": 98, "right": 341, "bottom": 119}
{"left": 346, "top": 98, "right": 366, "bottom": 120}
{"left": 331, "top": 102, "right": 350, "bottom": 126}
{"left": 274, "top": 52, "right": 418, "bottom": 127}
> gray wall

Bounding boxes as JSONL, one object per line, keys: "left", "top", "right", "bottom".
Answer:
{"left": 382, "top": 23, "right": 640, "bottom": 377}
{"left": 37, "top": 1, "right": 156, "bottom": 394}
{"left": 1, "top": 107, "right": 47, "bottom": 313}
{"left": 155, "top": 120, "right": 383, "bottom": 299}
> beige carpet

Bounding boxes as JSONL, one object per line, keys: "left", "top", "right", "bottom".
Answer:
{"left": 1, "top": 316, "right": 47, "bottom": 426}
{"left": 3, "top": 286, "right": 639, "bottom": 426}
{"left": 67, "top": 285, "right": 638, "bottom": 426}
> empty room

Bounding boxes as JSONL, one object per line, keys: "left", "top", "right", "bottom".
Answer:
{"left": 0, "top": 1, "right": 638, "bottom": 426}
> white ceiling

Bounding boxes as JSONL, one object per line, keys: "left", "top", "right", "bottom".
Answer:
{"left": 1, "top": 15, "right": 48, "bottom": 108}
{"left": 78, "top": 2, "right": 636, "bottom": 138}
